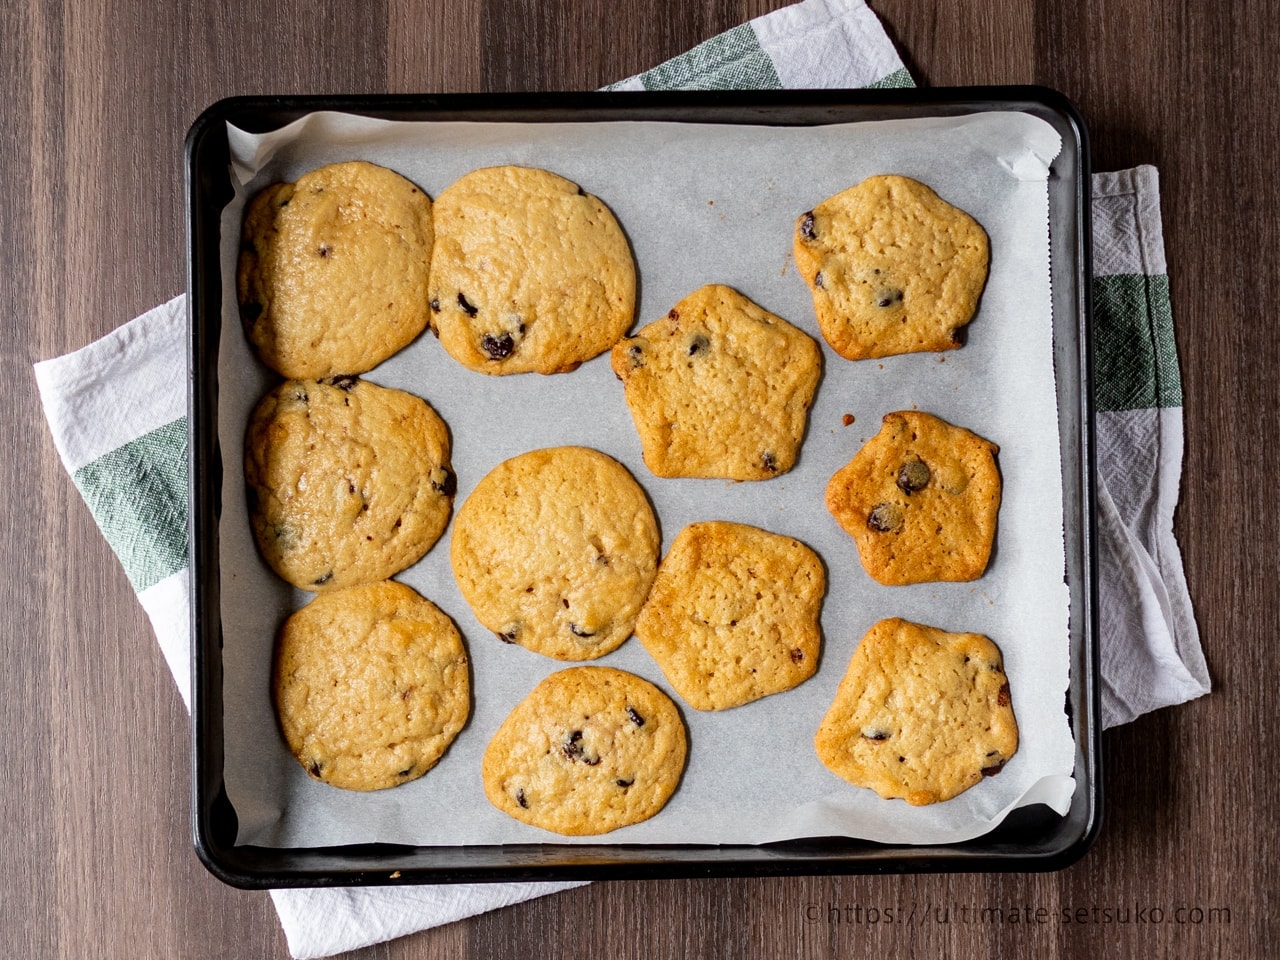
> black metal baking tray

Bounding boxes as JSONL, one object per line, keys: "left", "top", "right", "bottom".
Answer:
{"left": 186, "top": 87, "right": 1098, "bottom": 889}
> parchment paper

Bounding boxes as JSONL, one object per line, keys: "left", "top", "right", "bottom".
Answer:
{"left": 215, "top": 110, "right": 1077, "bottom": 849}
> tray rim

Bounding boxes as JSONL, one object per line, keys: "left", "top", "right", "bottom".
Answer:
{"left": 185, "top": 85, "right": 1100, "bottom": 889}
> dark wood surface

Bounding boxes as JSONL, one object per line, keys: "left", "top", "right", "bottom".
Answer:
{"left": 5, "top": 0, "right": 1275, "bottom": 957}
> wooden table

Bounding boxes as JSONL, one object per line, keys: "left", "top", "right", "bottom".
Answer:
{"left": 6, "top": 0, "right": 1274, "bottom": 956}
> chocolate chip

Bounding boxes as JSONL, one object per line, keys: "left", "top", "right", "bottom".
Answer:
{"left": 875, "top": 288, "right": 904, "bottom": 308}
{"left": 308, "top": 761, "right": 323, "bottom": 778}
{"left": 627, "top": 343, "right": 644, "bottom": 368}
{"left": 896, "top": 458, "right": 931, "bottom": 495}
{"left": 862, "top": 729, "right": 890, "bottom": 741}
{"left": 790, "top": 647, "right": 805, "bottom": 664}
{"left": 867, "top": 503, "right": 903, "bottom": 532}
{"left": 429, "top": 465, "right": 456, "bottom": 497}
{"left": 568, "top": 623, "right": 595, "bottom": 638}
{"left": 997, "top": 682, "right": 1011, "bottom": 708}
{"left": 480, "top": 332, "right": 514, "bottom": 360}
{"left": 312, "top": 572, "right": 332, "bottom": 586}
{"left": 616, "top": 779, "right": 634, "bottom": 788}
{"left": 626, "top": 707, "right": 645, "bottom": 727}
{"left": 562, "top": 731, "right": 600, "bottom": 765}
{"left": 688, "top": 333, "right": 710, "bottom": 356}
{"left": 981, "top": 760, "right": 1007, "bottom": 777}
{"left": 318, "top": 244, "right": 331, "bottom": 258}
{"left": 799, "top": 211, "right": 816, "bottom": 240}
{"left": 497, "top": 624, "right": 520, "bottom": 644}
{"left": 515, "top": 788, "right": 528, "bottom": 808}
{"left": 429, "top": 298, "right": 440, "bottom": 313}
{"left": 326, "top": 375, "right": 358, "bottom": 392}
{"left": 814, "top": 271, "right": 825, "bottom": 289}
{"left": 397, "top": 766, "right": 416, "bottom": 779}
{"left": 762, "top": 452, "right": 779, "bottom": 473}
{"left": 457, "top": 293, "right": 479, "bottom": 317}
{"left": 667, "top": 308, "right": 679, "bottom": 321}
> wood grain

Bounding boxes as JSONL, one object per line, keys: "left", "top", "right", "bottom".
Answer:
{"left": 5, "top": 0, "right": 1276, "bottom": 956}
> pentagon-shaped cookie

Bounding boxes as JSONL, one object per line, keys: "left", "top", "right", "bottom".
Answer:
{"left": 273, "top": 580, "right": 470, "bottom": 791}
{"left": 427, "top": 166, "right": 635, "bottom": 375}
{"left": 482, "top": 666, "right": 687, "bottom": 835}
{"left": 793, "top": 174, "right": 989, "bottom": 360}
{"left": 610, "top": 285, "right": 821, "bottom": 480}
{"left": 825, "top": 411, "right": 1000, "bottom": 585}
{"left": 635, "top": 521, "right": 824, "bottom": 710}
{"left": 450, "top": 446, "right": 659, "bottom": 660}
{"left": 245, "top": 376, "right": 455, "bottom": 591}
{"left": 238, "top": 160, "right": 433, "bottom": 378}
{"left": 814, "top": 618, "right": 1017, "bottom": 805}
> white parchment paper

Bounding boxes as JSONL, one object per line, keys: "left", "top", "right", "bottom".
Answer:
{"left": 215, "top": 110, "right": 1077, "bottom": 849}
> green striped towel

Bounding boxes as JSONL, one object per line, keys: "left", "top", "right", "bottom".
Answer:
{"left": 33, "top": 0, "right": 1207, "bottom": 956}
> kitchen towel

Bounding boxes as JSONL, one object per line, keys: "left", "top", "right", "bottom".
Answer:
{"left": 33, "top": 0, "right": 1207, "bottom": 956}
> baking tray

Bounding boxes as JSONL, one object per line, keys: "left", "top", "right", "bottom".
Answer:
{"left": 186, "top": 88, "right": 1099, "bottom": 888}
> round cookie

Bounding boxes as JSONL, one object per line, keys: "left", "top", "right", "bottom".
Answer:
{"left": 481, "top": 666, "right": 687, "bottom": 835}
{"left": 814, "top": 618, "right": 1018, "bottom": 805}
{"left": 427, "top": 165, "right": 636, "bottom": 375}
{"left": 793, "top": 174, "right": 989, "bottom": 360}
{"left": 450, "top": 446, "right": 659, "bottom": 660}
{"left": 610, "top": 284, "right": 821, "bottom": 480}
{"left": 237, "top": 160, "right": 433, "bottom": 379}
{"left": 245, "top": 376, "right": 455, "bottom": 591}
{"left": 825, "top": 410, "right": 1000, "bottom": 585}
{"left": 635, "top": 521, "right": 825, "bottom": 710}
{"left": 273, "top": 580, "right": 470, "bottom": 791}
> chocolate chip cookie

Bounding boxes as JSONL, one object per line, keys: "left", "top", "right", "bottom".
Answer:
{"left": 481, "top": 666, "right": 687, "bottom": 834}
{"left": 427, "top": 165, "right": 635, "bottom": 375}
{"left": 273, "top": 580, "right": 470, "bottom": 791}
{"left": 635, "top": 521, "right": 825, "bottom": 710}
{"left": 610, "top": 284, "right": 821, "bottom": 480}
{"left": 793, "top": 174, "right": 989, "bottom": 360}
{"left": 245, "top": 376, "right": 455, "bottom": 591}
{"left": 450, "top": 446, "right": 659, "bottom": 660}
{"left": 814, "top": 618, "right": 1018, "bottom": 805}
{"left": 825, "top": 410, "right": 1000, "bottom": 585}
{"left": 238, "top": 160, "right": 434, "bottom": 378}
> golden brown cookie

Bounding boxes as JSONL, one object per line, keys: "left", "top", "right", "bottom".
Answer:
{"left": 814, "top": 618, "right": 1018, "bottom": 805}
{"left": 635, "top": 521, "right": 825, "bottom": 710}
{"left": 610, "top": 285, "right": 821, "bottom": 480}
{"left": 793, "top": 174, "right": 989, "bottom": 360}
{"left": 237, "top": 160, "right": 434, "bottom": 378}
{"left": 825, "top": 411, "right": 1000, "bottom": 585}
{"left": 245, "top": 376, "right": 455, "bottom": 591}
{"left": 481, "top": 666, "right": 687, "bottom": 835}
{"left": 450, "top": 446, "right": 659, "bottom": 660}
{"left": 273, "top": 580, "right": 470, "bottom": 791}
{"left": 427, "top": 166, "right": 635, "bottom": 375}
